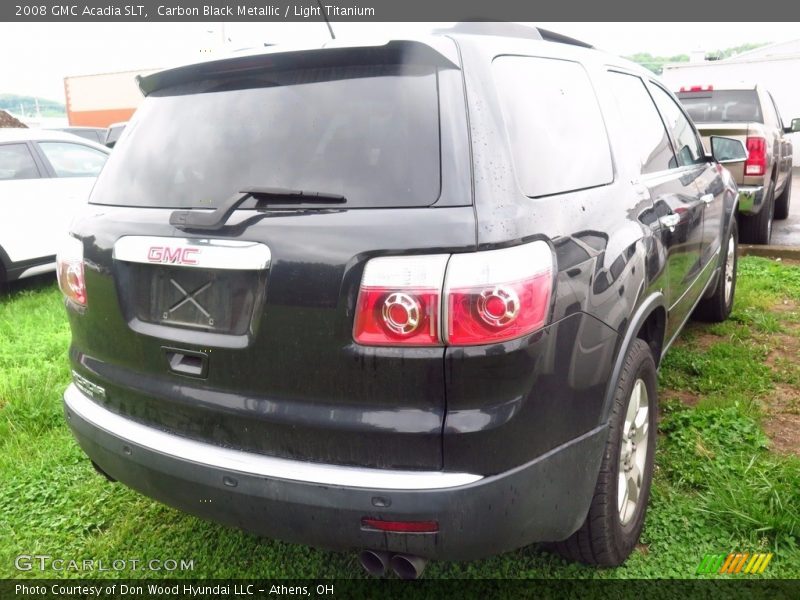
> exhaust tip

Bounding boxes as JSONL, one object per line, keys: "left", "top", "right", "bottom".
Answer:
{"left": 390, "top": 553, "right": 428, "bottom": 580}
{"left": 359, "top": 550, "right": 391, "bottom": 578}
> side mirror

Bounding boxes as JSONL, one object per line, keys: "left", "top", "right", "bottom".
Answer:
{"left": 710, "top": 136, "right": 748, "bottom": 164}
{"left": 787, "top": 118, "right": 800, "bottom": 133}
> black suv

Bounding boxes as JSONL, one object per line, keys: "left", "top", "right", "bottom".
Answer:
{"left": 58, "top": 24, "right": 741, "bottom": 577}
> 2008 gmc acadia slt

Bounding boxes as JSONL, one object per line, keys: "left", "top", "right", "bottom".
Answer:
{"left": 58, "top": 23, "right": 742, "bottom": 578}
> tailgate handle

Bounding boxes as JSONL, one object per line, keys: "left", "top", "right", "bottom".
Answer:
{"left": 163, "top": 348, "right": 208, "bottom": 378}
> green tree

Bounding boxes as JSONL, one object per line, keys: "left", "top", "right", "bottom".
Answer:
{"left": 625, "top": 42, "right": 768, "bottom": 75}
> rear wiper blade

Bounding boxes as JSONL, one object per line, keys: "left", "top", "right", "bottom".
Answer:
{"left": 170, "top": 186, "right": 346, "bottom": 231}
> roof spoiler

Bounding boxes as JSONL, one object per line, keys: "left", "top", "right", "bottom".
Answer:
{"left": 537, "top": 28, "right": 594, "bottom": 49}
{"left": 434, "top": 22, "right": 544, "bottom": 40}
{"left": 434, "top": 22, "right": 594, "bottom": 48}
{"left": 137, "top": 40, "right": 459, "bottom": 96}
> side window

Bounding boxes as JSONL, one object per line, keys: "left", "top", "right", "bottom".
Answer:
{"left": 492, "top": 56, "right": 613, "bottom": 197}
{"left": 0, "top": 143, "right": 40, "bottom": 181}
{"left": 648, "top": 84, "right": 706, "bottom": 168}
{"left": 38, "top": 142, "right": 108, "bottom": 178}
{"left": 605, "top": 71, "right": 675, "bottom": 174}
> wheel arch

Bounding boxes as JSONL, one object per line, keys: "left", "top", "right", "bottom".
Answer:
{"left": 600, "top": 292, "right": 666, "bottom": 423}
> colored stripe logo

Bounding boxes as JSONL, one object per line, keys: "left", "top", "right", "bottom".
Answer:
{"left": 696, "top": 552, "right": 774, "bottom": 575}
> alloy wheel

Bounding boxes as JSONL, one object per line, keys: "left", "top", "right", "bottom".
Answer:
{"left": 618, "top": 378, "right": 649, "bottom": 525}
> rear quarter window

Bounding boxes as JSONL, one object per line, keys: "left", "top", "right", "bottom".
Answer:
{"left": 605, "top": 71, "right": 675, "bottom": 175}
{"left": 492, "top": 55, "right": 613, "bottom": 197}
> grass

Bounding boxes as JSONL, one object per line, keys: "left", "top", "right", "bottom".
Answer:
{"left": 1, "top": 257, "right": 799, "bottom": 580}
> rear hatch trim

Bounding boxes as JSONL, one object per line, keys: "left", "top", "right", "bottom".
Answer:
{"left": 113, "top": 235, "right": 271, "bottom": 270}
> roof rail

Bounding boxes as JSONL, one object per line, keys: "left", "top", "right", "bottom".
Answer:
{"left": 437, "top": 22, "right": 594, "bottom": 49}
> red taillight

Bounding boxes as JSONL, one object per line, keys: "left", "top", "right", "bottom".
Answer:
{"left": 444, "top": 242, "right": 553, "bottom": 345}
{"left": 56, "top": 236, "right": 87, "bottom": 307}
{"left": 353, "top": 255, "right": 448, "bottom": 346}
{"left": 353, "top": 242, "right": 554, "bottom": 347}
{"left": 361, "top": 518, "right": 439, "bottom": 533}
{"left": 354, "top": 287, "right": 441, "bottom": 346}
{"left": 744, "top": 137, "right": 766, "bottom": 176}
{"left": 446, "top": 276, "right": 551, "bottom": 345}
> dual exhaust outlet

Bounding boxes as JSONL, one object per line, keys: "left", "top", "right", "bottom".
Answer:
{"left": 359, "top": 550, "right": 428, "bottom": 580}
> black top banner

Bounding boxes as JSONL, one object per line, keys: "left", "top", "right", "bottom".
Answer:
{"left": 4, "top": 0, "right": 800, "bottom": 22}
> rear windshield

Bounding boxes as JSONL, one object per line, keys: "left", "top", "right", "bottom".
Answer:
{"left": 676, "top": 90, "right": 763, "bottom": 124}
{"left": 90, "top": 64, "right": 441, "bottom": 208}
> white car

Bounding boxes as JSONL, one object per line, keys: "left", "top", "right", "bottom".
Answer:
{"left": 0, "top": 129, "right": 110, "bottom": 286}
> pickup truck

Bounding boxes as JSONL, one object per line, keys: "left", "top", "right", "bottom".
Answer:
{"left": 677, "top": 84, "right": 799, "bottom": 244}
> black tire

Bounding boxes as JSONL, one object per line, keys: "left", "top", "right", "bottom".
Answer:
{"left": 739, "top": 179, "right": 774, "bottom": 245}
{"left": 553, "top": 338, "right": 657, "bottom": 567}
{"left": 774, "top": 175, "right": 792, "bottom": 221}
{"left": 694, "top": 219, "right": 738, "bottom": 323}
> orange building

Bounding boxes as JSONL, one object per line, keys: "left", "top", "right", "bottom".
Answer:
{"left": 64, "top": 69, "right": 160, "bottom": 127}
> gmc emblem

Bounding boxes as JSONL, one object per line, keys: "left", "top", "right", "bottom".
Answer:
{"left": 147, "top": 246, "right": 200, "bottom": 265}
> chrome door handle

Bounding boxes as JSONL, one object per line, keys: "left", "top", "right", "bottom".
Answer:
{"left": 701, "top": 193, "right": 714, "bottom": 205}
{"left": 658, "top": 214, "right": 681, "bottom": 232}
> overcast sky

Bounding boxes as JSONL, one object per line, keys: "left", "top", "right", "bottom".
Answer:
{"left": 2, "top": 21, "right": 799, "bottom": 102}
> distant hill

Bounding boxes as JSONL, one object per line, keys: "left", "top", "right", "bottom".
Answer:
{"left": 0, "top": 94, "right": 66, "bottom": 118}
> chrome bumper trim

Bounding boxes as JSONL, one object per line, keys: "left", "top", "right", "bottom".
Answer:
{"left": 64, "top": 384, "right": 482, "bottom": 490}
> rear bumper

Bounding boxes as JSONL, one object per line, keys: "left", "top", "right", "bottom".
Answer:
{"left": 64, "top": 383, "right": 607, "bottom": 561}
{"left": 738, "top": 185, "right": 765, "bottom": 215}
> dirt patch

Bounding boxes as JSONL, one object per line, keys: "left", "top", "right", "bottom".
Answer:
{"left": 765, "top": 330, "right": 800, "bottom": 364}
{"left": 663, "top": 389, "right": 701, "bottom": 407}
{"left": 764, "top": 416, "right": 800, "bottom": 456}
{"left": 692, "top": 331, "right": 723, "bottom": 352}
{"left": 763, "top": 385, "right": 800, "bottom": 457}
{"left": 772, "top": 298, "right": 800, "bottom": 316}
{"left": 761, "top": 301, "right": 800, "bottom": 455}
{"left": 763, "top": 305, "right": 800, "bottom": 373}
{"left": 766, "top": 384, "right": 800, "bottom": 415}
{"left": 678, "top": 322, "right": 723, "bottom": 352}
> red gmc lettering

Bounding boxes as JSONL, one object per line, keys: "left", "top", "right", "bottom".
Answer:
{"left": 146, "top": 246, "right": 199, "bottom": 265}
{"left": 181, "top": 248, "right": 199, "bottom": 265}
{"left": 164, "top": 247, "right": 183, "bottom": 263}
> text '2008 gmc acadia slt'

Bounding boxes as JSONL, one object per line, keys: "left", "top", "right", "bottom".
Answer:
{"left": 58, "top": 23, "right": 743, "bottom": 578}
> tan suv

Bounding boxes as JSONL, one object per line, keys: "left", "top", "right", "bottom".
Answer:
{"left": 677, "top": 84, "right": 799, "bottom": 244}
